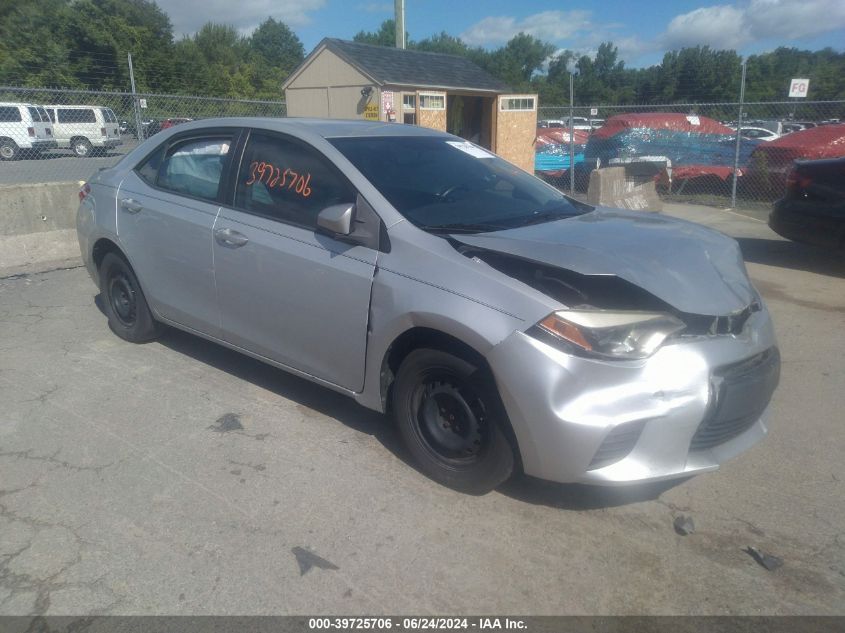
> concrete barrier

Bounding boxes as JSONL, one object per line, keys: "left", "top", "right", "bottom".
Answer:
{"left": 0, "top": 181, "right": 82, "bottom": 271}
{"left": 587, "top": 166, "right": 662, "bottom": 211}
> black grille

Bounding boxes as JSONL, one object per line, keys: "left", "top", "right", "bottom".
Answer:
{"left": 691, "top": 347, "right": 780, "bottom": 451}
{"left": 588, "top": 420, "right": 646, "bottom": 470}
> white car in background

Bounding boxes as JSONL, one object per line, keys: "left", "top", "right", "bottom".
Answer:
{"left": 0, "top": 102, "right": 58, "bottom": 160}
{"left": 735, "top": 126, "right": 781, "bottom": 141}
{"left": 44, "top": 105, "right": 122, "bottom": 157}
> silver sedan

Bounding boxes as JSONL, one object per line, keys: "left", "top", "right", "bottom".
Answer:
{"left": 76, "top": 118, "right": 780, "bottom": 494}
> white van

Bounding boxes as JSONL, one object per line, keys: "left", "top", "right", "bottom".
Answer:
{"left": 44, "top": 105, "right": 121, "bottom": 157}
{"left": 0, "top": 102, "right": 58, "bottom": 160}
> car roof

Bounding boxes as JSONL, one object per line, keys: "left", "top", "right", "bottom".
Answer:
{"left": 171, "top": 116, "right": 453, "bottom": 139}
{"left": 45, "top": 105, "right": 106, "bottom": 109}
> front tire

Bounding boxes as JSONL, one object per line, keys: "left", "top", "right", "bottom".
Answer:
{"left": 391, "top": 349, "right": 515, "bottom": 494}
{"left": 99, "top": 252, "right": 162, "bottom": 343}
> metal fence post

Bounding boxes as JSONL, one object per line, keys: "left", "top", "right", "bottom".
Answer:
{"left": 128, "top": 53, "right": 144, "bottom": 141}
{"left": 730, "top": 60, "right": 747, "bottom": 208}
{"left": 569, "top": 73, "right": 575, "bottom": 195}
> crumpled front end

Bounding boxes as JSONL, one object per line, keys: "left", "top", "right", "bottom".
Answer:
{"left": 487, "top": 307, "right": 779, "bottom": 485}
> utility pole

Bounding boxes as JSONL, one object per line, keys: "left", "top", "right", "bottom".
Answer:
{"left": 128, "top": 53, "right": 144, "bottom": 141}
{"left": 394, "top": 0, "right": 406, "bottom": 49}
{"left": 730, "top": 60, "right": 747, "bottom": 209}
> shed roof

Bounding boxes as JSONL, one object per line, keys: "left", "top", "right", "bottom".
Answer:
{"left": 284, "top": 38, "right": 510, "bottom": 93}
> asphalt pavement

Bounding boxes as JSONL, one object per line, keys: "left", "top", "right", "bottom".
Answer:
{"left": 0, "top": 204, "right": 843, "bottom": 615}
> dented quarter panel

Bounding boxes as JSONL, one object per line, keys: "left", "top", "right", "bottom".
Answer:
{"left": 353, "top": 220, "right": 552, "bottom": 411}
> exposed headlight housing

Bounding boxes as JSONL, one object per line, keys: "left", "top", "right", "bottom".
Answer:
{"left": 529, "top": 310, "right": 686, "bottom": 360}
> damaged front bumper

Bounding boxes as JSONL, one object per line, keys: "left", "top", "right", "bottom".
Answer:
{"left": 487, "top": 307, "right": 779, "bottom": 485}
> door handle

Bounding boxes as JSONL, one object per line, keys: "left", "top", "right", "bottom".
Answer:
{"left": 214, "top": 228, "right": 249, "bottom": 247}
{"left": 120, "top": 198, "right": 143, "bottom": 214}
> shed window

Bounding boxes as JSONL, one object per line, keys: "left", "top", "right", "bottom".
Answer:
{"left": 419, "top": 93, "right": 445, "bottom": 110}
{"left": 500, "top": 97, "right": 536, "bottom": 111}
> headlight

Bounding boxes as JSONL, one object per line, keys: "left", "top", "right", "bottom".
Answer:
{"left": 529, "top": 310, "right": 686, "bottom": 360}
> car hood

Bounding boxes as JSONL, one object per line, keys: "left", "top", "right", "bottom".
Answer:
{"left": 453, "top": 207, "right": 755, "bottom": 316}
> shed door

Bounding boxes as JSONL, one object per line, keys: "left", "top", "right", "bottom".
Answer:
{"left": 494, "top": 94, "right": 538, "bottom": 173}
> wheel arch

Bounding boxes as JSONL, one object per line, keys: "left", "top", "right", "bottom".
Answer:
{"left": 91, "top": 237, "right": 126, "bottom": 271}
{"left": 378, "top": 325, "right": 523, "bottom": 470}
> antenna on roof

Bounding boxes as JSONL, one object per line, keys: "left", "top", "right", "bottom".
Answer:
{"left": 394, "top": 0, "right": 406, "bottom": 49}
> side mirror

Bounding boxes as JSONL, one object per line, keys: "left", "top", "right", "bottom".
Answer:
{"left": 317, "top": 203, "right": 355, "bottom": 236}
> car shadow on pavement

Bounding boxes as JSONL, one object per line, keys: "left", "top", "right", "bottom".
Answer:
{"left": 155, "top": 324, "right": 408, "bottom": 453}
{"left": 94, "top": 296, "right": 689, "bottom": 510}
{"left": 499, "top": 475, "right": 689, "bottom": 510}
{"left": 736, "top": 237, "right": 845, "bottom": 278}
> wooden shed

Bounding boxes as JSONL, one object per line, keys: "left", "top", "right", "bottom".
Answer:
{"left": 282, "top": 38, "right": 538, "bottom": 172}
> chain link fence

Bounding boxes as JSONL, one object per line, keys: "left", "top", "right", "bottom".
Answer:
{"left": 535, "top": 101, "right": 845, "bottom": 209}
{"left": 0, "top": 86, "right": 286, "bottom": 184}
{"left": 2, "top": 84, "right": 844, "bottom": 211}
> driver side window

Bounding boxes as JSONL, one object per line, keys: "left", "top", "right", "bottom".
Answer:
{"left": 235, "top": 132, "right": 354, "bottom": 229}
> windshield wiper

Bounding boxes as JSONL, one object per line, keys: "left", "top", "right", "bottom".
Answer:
{"left": 418, "top": 222, "right": 506, "bottom": 234}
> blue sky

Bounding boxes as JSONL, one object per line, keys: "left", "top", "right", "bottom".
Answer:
{"left": 157, "top": 0, "right": 845, "bottom": 68}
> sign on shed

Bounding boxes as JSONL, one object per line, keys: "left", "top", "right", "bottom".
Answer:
{"left": 788, "top": 78, "right": 810, "bottom": 98}
{"left": 363, "top": 103, "right": 379, "bottom": 120}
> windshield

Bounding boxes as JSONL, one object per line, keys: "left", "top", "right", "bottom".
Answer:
{"left": 329, "top": 136, "right": 591, "bottom": 233}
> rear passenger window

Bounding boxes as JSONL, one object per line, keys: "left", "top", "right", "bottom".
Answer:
{"left": 57, "top": 108, "right": 96, "bottom": 124}
{"left": 0, "top": 106, "right": 22, "bottom": 122}
{"left": 235, "top": 132, "right": 353, "bottom": 228}
{"left": 157, "top": 137, "right": 231, "bottom": 202}
{"left": 136, "top": 146, "right": 165, "bottom": 186}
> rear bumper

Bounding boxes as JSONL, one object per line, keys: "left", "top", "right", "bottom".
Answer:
{"left": 486, "top": 307, "right": 778, "bottom": 485}
{"left": 96, "top": 138, "right": 121, "bottom": 149}
{"left": 769, "top": 200, "right": 844, "bottom": 249}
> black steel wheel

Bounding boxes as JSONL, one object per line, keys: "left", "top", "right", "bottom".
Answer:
{"left": 392, "top": 349, "right": 515, "bottom": 494}
{"left": 99, "top": 252, "right": 162, "bottom": 343}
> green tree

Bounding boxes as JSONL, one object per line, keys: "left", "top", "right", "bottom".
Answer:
{"left": 484, "top": 33, "right": 556, "bottom": 89}
{"left": 246, "top": 18, "right": 305, "bottom": 98}
{"left": 413, "top": 32, "right": 470, "bottom": 56}
{"left": 352, "top": 19, "right": 408, "bottom": 47}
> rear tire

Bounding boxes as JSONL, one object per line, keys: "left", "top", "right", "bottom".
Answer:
{"left": 391, "top": 349, "right": 515, "bottom": 494}
{"left": 0, "top": 139, "right": 19, "bottom": 161}
{"left": 99, "top": 252, "right": 162, "bottom": 343}
{"left": 72, "top": 138, "right": 93, "bottom": 157}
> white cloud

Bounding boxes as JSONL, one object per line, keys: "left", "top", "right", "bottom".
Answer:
{"left": 460, "top": 10, "right": 592, "bottom": 46}
{"left": 745, "top": 0, "right": 845, "bottom": 40}
{"left": 663, "top": 5, "right": 748, "bottom": 49}
{"left": 157, "top": 0, "right": 326, "bottom": 37}
{"left": 662, "top": 0, "right": 845, "bottom": 50}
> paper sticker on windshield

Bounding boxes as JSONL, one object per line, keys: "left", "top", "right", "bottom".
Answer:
{"left": 446, "top": 141, "right": 495, "bottom": 158}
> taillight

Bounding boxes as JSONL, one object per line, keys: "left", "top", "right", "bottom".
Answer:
{"left": 79, "top": 183, "right": 91, "bottom": 202}
{"left": 786, "top": 168, "right": 812, "bottom": 193}
{"left": 101, "top": 127, "right": 107, "bottom": 136}
{"left": 27, "top": 127, "right": 35, "bottom": 137}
